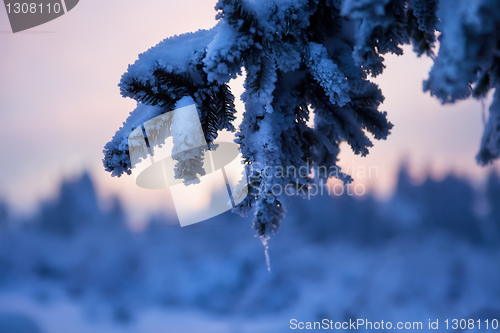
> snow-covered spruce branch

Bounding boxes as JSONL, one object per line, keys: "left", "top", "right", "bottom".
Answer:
{"left": 104, "top": 0, "right": 500, "bottom": 241}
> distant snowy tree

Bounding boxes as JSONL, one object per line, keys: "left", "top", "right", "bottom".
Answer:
{"left": 39, "top": 173, "right": 102, "bottom": 235}
{"left": 103, "top": 0, "right": 500, "bottom": 240}
{"left": 0, "top": 201, "right": 8, "bottom": 230}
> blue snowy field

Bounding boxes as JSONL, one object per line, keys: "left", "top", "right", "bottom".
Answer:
{"left": 0, "top": 169, "right": 499, "bottom": 332}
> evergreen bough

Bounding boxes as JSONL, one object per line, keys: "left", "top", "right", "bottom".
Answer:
{"left": 103, "top": 0, "right": 500, "bottom": 241}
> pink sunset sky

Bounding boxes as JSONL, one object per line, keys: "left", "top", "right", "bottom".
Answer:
{"left": 0, "top": 0, "right": 498, "bottom": 225}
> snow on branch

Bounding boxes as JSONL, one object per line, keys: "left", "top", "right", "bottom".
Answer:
{"left": 104, "top": 0, "right": 500, "bottom": 240}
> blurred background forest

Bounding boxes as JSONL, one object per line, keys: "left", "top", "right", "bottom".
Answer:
{"left": 0, "top": 167, "right": 499, "bottom": 332}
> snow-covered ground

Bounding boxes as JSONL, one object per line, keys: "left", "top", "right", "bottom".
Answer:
{"left": 0, "top": 170, "right": 500, "bottom": 332}
{"left": 1, "top": 236, "right": 499, "bottom": 333}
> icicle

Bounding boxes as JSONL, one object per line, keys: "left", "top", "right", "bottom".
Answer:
{"left": 261, "top": 234, "right": 272, "bottom": 273}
